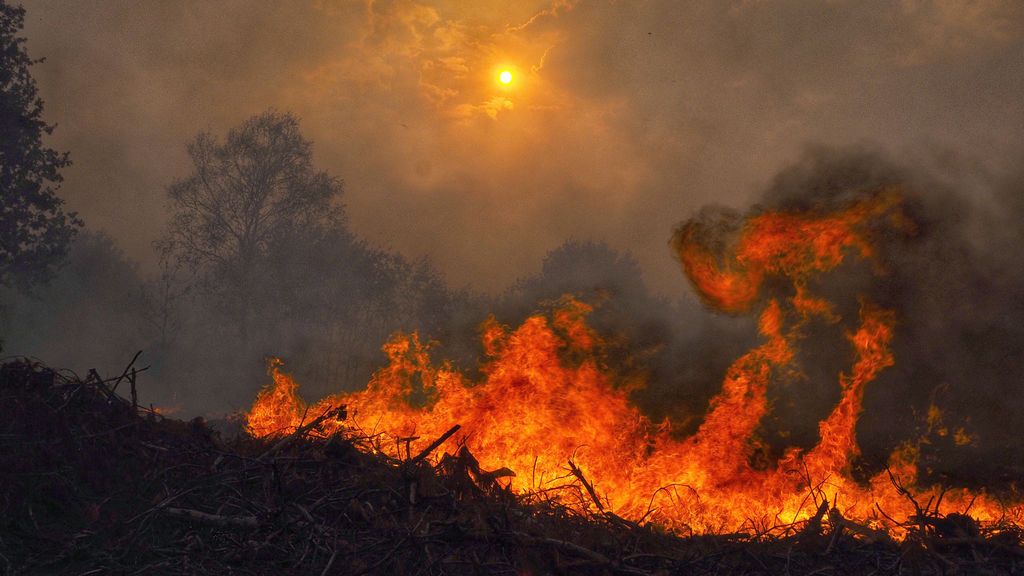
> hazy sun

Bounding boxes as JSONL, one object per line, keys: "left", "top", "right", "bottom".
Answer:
{"left": 498, "top": 70, "right": 513, "bottom": 85}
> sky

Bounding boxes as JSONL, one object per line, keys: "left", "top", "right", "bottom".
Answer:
{"left": 20, "top": 0, "right": 1024, "bottom": 295}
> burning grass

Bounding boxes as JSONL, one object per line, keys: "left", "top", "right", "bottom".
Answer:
{"left": 5, "top": 189, "right": 1024, "bottom": 574}
{"left": 3, "top": 359, "right": 1024, "bottom": 576}
{"left": 245, "top": 190, "right": 1023, "bottom": 540}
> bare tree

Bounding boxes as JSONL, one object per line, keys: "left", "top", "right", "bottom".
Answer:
{"left": 164, "top": 110, "right": 343, "bottom": 345}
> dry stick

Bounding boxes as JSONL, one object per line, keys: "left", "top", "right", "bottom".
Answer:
{"left": 933, "top": 487, "right": 948, "bottom": 516}
{"left": 875, "top": 502, "right": 902, "bottom": 528}
{"left": 258, "top": 406, "right": 343, "bottom": 462}
{"left": 162, "top": 507, "right": 258, "bottom": 529}
{"left": 643, "top": 482, "right": 699, "bottom": 526}
{"left": 109, "top": 350, "right": 144, "bottom": 395}
{"left": 85, "top": 357, "right": 150, "bottom": 411}
{"left": 405, "top": 427, "right": 460, "bottom": 507}
{"left": 130, "top": 367, "right": 138, "bottom": 411}
{"left": 886, "top": 466, "right": 922, "bottom": 515}
{"left": 408, "top": 424, "right": 461, "bottom": 464}
{"left": 568, "top": 459, "right": 605, "bottom": 512}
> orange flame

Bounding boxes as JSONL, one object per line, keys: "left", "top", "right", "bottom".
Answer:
{"left": 246, "top": 190, "right": 1020, "bottom": 537}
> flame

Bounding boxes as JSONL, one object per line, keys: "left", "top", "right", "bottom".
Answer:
{"left": 246, "top": 190, "right": 1020, "bottom": 537}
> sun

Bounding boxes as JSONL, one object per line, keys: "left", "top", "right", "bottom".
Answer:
{"left": 498, "top": 70, "right": 513, "bottom": 85}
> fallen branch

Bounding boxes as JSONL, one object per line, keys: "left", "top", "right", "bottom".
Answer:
{"left": 409, "top": 424, "right": 461, "bottom": 464}
{"left": 162, "top": 507, "right": 258, "bottom": 529}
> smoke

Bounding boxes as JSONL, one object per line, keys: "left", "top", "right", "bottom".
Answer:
{"left": 670, "top": 145, "right": 1024, "bottom": 482}
{"left": 493, "top": 239, "right": 757, "bottom": 431}
{"left": 5, "top": 0, "right": 1024, "bottom": 484}
{"left": 3, "top": 141, "right": 1023, "bottom": 487}
{"left": 18, "top": 0, "right": 1024, "bottom": 294}
{"left": 0, "top": 224, "right": 475, "bottom": 415}
{"left": 0, "top": 232, "right": 147, "bottom": 375}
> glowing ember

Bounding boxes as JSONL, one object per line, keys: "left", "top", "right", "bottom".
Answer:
{"left": 246, "top": 190, "right": 1021, "bottom": 537}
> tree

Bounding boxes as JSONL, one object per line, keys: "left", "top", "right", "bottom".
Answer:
{"left": 0, "top": 231, "right": 145, "bottom": 369}
{"left": 138, "top": 238, "right": 193, "bottom": 349}
{"left": 0, "top": 1, "right": 81, "bottom": 289}
{"left": 164, "top": 110, "right": 344, "bottom": 344}
{"left": 510, "top": 240, "right": 650, "bottom": 303}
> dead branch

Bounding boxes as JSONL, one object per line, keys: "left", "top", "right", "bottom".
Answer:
{"left": 567, "top": 458, "right": 605, "bottom": 513}
{"left": 408, "top": 424, "right": 461, "bottom": 464}
{"left": 162, "top": 507, "right": 258, "bottom": 529}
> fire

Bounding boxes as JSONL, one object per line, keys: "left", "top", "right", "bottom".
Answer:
{"left": 246, "top": 190, "right": 1020, "bottom": 537}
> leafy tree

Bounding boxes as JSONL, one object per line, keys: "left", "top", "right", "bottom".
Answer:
{"left": 164, "top": 110, "right": 344, "bottom": 344}
{"left": 0, "top": 1, "right": 81, "bottom": 289}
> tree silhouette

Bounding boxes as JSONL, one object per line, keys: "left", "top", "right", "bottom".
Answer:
{"left": 0, "top": 1, "right": 81, "bottom": 289}
{"left": 164, "top": 110, "right": 344, "bottom": 344}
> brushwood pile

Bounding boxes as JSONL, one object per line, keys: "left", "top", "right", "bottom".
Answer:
{"left": 2, "top": 359, "right": 1023, "bottom": 575}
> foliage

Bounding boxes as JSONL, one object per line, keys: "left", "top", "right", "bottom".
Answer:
{"left": 0, "top": 0, "right": 81, "bottom": 289}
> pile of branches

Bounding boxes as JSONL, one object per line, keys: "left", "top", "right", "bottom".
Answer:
{"left": 2, "top": 358, "right": 1023, "bottom": 575}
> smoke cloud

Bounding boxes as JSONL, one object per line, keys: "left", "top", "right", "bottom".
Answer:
{"left": 19, "top": 0, "right": 1024, "bottom": 294}
{"left": 4, "top": 1, "right": 1023, "bottom": 482}
{"left": 670, "top": 145, "right": 1024, "bottom": 482}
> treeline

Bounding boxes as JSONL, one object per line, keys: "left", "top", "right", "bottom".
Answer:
{"left": 0, "top": 112, "right": 472, "bottom": 412}
{"left": 0, "top": 109, "right": 742, "bottom": 416}
{"left": 0, "top": 229, "right": 471, "bottom": 413}
{"left": 0, "top": 2, "right": 743, "bottom": 419}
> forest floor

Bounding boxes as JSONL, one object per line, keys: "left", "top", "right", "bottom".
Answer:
{"left": 2, "top": 358, "right": 1023, "bottom": 575}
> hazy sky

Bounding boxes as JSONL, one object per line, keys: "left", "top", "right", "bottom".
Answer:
{"left": 20, "top": 0, "right": 1024, "bottom": 294}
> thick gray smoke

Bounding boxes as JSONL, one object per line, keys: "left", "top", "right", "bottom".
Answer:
{"left": 671, "top": 146, "right": 1024, "bottom": 483}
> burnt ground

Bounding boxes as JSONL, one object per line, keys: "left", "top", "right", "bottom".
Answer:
{"left": 2, "top": 359, "right": 1023, "bottom": 575}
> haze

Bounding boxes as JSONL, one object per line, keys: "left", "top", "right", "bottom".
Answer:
{"left": 21, "top": 0, "right": 1024, "bottom": 295}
